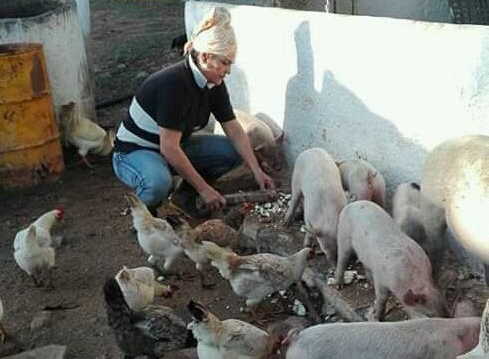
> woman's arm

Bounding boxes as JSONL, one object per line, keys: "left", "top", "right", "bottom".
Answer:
{"left": 159, "top": 127, "right": 225, "bottom": 210}
{"left": 221, "top": 119, "right": 275, "bottom": 190}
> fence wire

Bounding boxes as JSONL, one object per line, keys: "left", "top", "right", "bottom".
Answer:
{"left": 449, "top": 0, "right": 489, "bottom": 24}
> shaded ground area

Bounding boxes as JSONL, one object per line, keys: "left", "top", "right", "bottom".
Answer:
{"left": 1, "top": 1, "right": 489, "bottom": 358}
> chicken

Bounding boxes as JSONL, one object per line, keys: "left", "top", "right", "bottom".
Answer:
{"left": 125, "top": 193, "right": 184, "bottom": 274}
{"left": 205, "top": 244, "right": 313, "bottom": 317}
{"left": 458, "top": 299, "right": 489, "bottom": 358}
{"left": 115, "top": 266, "right": 176, "bottom": 311}
{"left": 60, "top": 102, "right": 115, "bottom": 168}
{"left": 187, "top": 300, "right": 277, "bottom": 359}
{"left": 103, "top": 277, "right": 196, "bottom": 359}
{"left": 13, "top": 225, "right": 55, "bottom": 287}
{"left": 14, "top": 208, "right": 64, "bottom": 249}
{"left": 0, "top": 297, "right": 7, "bottom": 343}
{"left": 192, "top": 219, "right": 240, "bottom": 249}
{"left": 166, "top": 215, "right": 239, "bottom": 289}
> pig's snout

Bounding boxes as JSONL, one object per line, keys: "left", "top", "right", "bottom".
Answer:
{"left": 403, "top": 289, "right": 448, "bottom": 318}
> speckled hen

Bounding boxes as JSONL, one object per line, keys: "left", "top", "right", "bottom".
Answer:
{"left": 205, "top": 244, "right": 313, "bottom": 317}
{"left": 187, "top": 300, "right": 276, "bottom": 359}
{"left": 103, "top": 278, "right": 196, "bottom": 359}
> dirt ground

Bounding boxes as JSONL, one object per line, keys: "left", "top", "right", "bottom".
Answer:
{"left": 1, "top": 1, "right": 489, "bottom": 358}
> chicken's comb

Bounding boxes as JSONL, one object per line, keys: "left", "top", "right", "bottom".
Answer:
{"left": 55, "top": 206, "right": 65, "bottom": 219}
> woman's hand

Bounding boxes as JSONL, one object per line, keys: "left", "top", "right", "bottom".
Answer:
{"left": 199, "top": 186, "right": 226, "bottom": 211}
{"left": 253, "top": 169, "right": 276, "bottom": 190}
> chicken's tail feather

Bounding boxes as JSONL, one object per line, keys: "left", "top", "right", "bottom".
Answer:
{"left": 187, "top": 300, "right": 207, "bottom": 322}
{"left": 98, "top": 129, "right": 115, "bottom": 156}
{"left": 103, "top": 277, "right": 131, "bottom": 313}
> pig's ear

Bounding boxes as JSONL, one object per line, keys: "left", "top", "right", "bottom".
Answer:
{"left": 274, "top": 131, "right": 284, "bottom": 144}
{"left": 403, "top": 289, "right": 427, "bottom": 306}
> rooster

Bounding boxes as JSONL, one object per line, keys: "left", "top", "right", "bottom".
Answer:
{"left": 205, "top": 244, "right": 313, "bottom": 318}
{"left": 187, "top": 300, "right": 278, "bottom": 359}
{"left": 165, "top": 215, "right": 239, "bottom": 289}
{"left": 125, "top": 193, "right": 184, "bottom": 274}
{"left": 103, "top": 277, "right": 196, "bottom": 359}
{"left": 60, "top": 102, "right": 115, "bottom": 168}
{"left": 458, "top": 299, "right": 489, "bottom": 358}
{"left": 14, "top": 208, "right": 64, "bottom": 249}
{"left": 115, "top": 266, "right": 177, "bottom": 311}
{"left": 13, "top": 225, "right": 55, "bottom": 288}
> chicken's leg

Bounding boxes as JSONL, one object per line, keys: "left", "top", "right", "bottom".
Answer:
{"left": 31, "top": 273, "right": 42, "bottom": 287}
{"left": 79, "top": 154, "right": 94, "bottom": 169}
{"left": 66, "top": 152, "right": 95, "bottom": 169}
{"left": 199, "top": 270, "right": 216, "bottom": 290}
{"left": 244, "top": 302, "right": 267, "bottom": 326}
{"left": 0, "top": 322, "right": 7, "bottom": 343}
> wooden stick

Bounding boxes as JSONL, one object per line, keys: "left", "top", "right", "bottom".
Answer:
{"left": 302, "top": 268, "right": 364, "bottom": 323}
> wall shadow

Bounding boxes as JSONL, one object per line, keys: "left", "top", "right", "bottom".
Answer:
{"left": 283, "top": 20, "right": 428, "bottom": 202}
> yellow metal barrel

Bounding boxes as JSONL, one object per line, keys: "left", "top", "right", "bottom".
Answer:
{"left": 0, "top": 43, "right": 64, "bottom": 189}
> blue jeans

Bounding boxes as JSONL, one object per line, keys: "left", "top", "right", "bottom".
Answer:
{"left": 112, "top": 134, "right": 242, "bottom": 208}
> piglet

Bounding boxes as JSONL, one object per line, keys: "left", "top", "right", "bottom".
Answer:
{"left": 337, "top": 159, "right": 386, "bottom": 208}
{"left": 284, "top": 317, "right": 480, "bottom": 359}
{"left": 284, "top": 148, "right": 347, "bottom": 263}
{"left": 392, "top": 182, "right": 427, "bottom": 246}
{"left": 234, "top": 109, "right": 284, "bottom": 172}
{"left": 335, "top": 200, "right": 448, "bottom": 320}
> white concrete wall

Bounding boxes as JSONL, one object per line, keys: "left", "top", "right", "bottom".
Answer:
{"left": 186, "top": 2, "right": 489, "bottom": 198}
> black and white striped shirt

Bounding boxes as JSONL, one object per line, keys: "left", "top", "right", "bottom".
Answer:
{"left": 114, "top": 57, "right": 235, "bottom": 154}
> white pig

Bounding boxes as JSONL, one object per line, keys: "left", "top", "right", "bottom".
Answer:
{"left": 337, "top": 159, "right": 386, "bottom": 208}
{"left": 392, "top": 182, "right": 427, "bottom": 245}
{"left": 284, "top": 317, "right": 480, "bottom": 359}
{"left": 336, "top": 201, "right": 448, "bottom": 320}
{"left": 284, "top": 148, "right": 347, "bottom": 263}
{"left": 234, "top": 109, "right": 284, "bottom": 172}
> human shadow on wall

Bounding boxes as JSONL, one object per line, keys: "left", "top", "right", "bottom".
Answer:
{"left": 228, "top": 63, "right": 251, "bottom": 112}
{"left": 283, "top": 21, "right": 428, "bottom": 199}
{"left": 209, "top": 64, "right": 250, "bottom": 134}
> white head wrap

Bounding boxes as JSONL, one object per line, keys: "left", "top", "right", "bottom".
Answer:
{"left": 185, "top": 7, "right": 237, "bottom": 60}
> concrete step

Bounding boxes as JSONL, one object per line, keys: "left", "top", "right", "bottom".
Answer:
{"left": 3, "top": 345, "right": 67, "bottom": 359}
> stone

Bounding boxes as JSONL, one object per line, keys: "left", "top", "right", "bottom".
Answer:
{"left": 30, "top": 311, "right": 52, "bottom": 331}
{"left": 136, "top": 71, "right": 148, "bottom": 79}
{"left": 3, "top": 345, "right": 67, "bottom": 359}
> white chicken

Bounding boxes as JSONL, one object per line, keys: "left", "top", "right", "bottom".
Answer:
{"left": 458, "top": 299, "right": 489, "bottom": 358}
{"left": 115, "top": 266, "right": 176, "bottom": 311}
{"left": 125, "top": 193, "right": 184, "bottom": 274}
{"left": 14, "top": 208, "right": 64, "bottom": 248}
{"left": 205, "top": 244, "right": 313, "bottom": 317}
{"left": 0, "top": 297, "right": 6, "bottom": 343}
{"left": 187, "top": 300, "right": 277, "bottom": 359}
{"left": 60, "top": 101, "right": 115, "bottom": 168}
{"left": 13, "top": 225, "right": 55, "bottom": 287}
